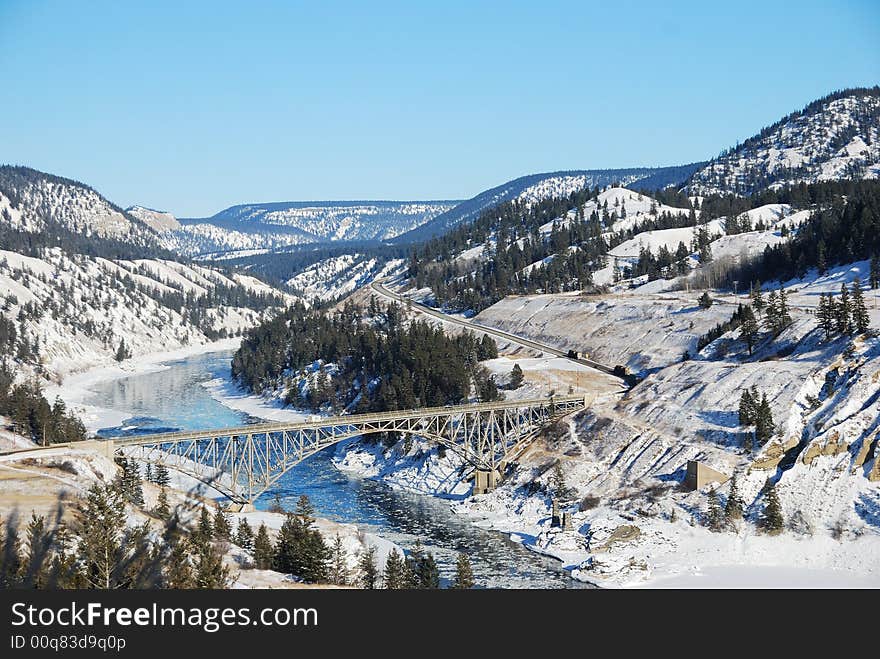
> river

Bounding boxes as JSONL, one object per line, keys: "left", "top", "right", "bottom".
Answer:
{"left": 85, "top": 350, "right": 586, "bottom": 588}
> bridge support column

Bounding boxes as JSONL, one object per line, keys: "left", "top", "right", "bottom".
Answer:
{"left": 79, "top": 439, "right": 116, "bottom": 460}
{"left": 473, "top": 469, "right": 501, "bottom": 495}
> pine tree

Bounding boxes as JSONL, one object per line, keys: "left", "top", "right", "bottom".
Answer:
{"left": 851, "top": 278, "right": 870, "bottom": 334}
{"left": 751, "top": 281, "right": 765, "bottom": 315}
{"left": 234, "top": 518, "right": 254, "bottom": 551}
{"left": 551, "top": 461, "right": 575, "bottom": 501}
{"left": 776, "top": 287, "right": 792, "bottom": 331}
{"left": 328, "top": 534, "right": 350, "bottom": 586}
{"left": 817, "top": 293, "right": 835, "bottom": 340}
{"left": 698, "top": 292, "right": 713, "bottom": 309}
{"left": 509, "top": 363, "right": 524, "bottom": 389}
{"left": 837, "top": 283, "right": 852, "bottom": 334}
{"left": 870, "top": 254, "right": 880, "bottom": 290}
{"left": 23, "top": 514, "right": 50, "bottom": 588}
{"left": 765, "top": 290, "right": 779, "bottom": 330}
{"left": 451, "top": 552, "right": 475, "bottom": 589}
{"left": 115, "top": 339, "right": 129, "bottom": 362}
{"left": 382, "top": 548, "right": 406, "bottom": 589}
{"left": 274, "top": 513, "right": 303, "bottom": 575}
{"left": 74, "top": 483, "right": 127, "bottom": 589}
{"left": 706, "top": 489, "right": 725, "bottom": 532}
{"left": 252, "top": 524, "right": 273, "bottom": 569}
{"left": 213, "top": 509, "right": 231, "bottom": 541}
{"left": 739, "top": 388, "right": 756, "bottom": 426}
{"left": 817, "top": 240, "right": 827, "bottom": 275}
{"left": 153, "top": 464, "right": 170, "bottom": 487}
{"left": 357, "top": 546, "right": 379, "bottom": 589}
{"left": 759, "top": 482, "right": 784, "bottom": 534}
{"left": 193, "top": 538, "right": 232, "bottom": 588}
{"left": 144, "top": 463, "right": 153, "bottom": 483}
{"left": 1, "top": 515, "right": 23, "bottom": 588}
{"left": 738, "top": 305, "right": 759, "bottom": 355}
{"left": 417, "top": 551, "right": 440, "bottom": 589}
{"left": 195, "top": 507, "right": 213, "bottom": 545}
{"left": 162, "top": 534, "right": 195, "bottom": 589}
{"left": 755, "top": 393, "right": 775, "bottom": 444}
{"left": 724, "top": 473, "right": 743, "bottom": 522}
{"left": 153, "top": 488, "right": 170, "bottom": 520}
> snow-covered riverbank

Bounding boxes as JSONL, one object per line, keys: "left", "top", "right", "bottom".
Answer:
{"left": 47, "top": 338, "right": 244, "bottom": 433}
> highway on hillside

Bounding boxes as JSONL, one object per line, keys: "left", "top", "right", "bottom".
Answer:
{"left": 370, "top": 280, "right": 622, "bottom": 379}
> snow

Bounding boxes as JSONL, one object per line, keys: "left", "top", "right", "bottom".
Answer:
{"left": 46, "top": 338, "right": 243, "bottom": 433}
{"left": 608, "top": 220, "right": 725, "bottom": 259}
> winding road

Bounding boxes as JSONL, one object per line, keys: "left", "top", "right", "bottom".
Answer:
{"left": 370, "top": 280, "right": 622, "bottom": 379}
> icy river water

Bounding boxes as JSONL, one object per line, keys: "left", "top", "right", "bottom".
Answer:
{"left": 85, "top": 350, "right": 585, "bottom": 588}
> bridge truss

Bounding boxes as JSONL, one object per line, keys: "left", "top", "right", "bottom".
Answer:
{"left": 111, "top": 395, "right": 588, "bottom": 505}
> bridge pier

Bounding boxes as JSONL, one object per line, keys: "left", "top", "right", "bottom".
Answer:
{"left": 473, "top": 469, "right": 501, "bottom": 495}
{"left": 79, "top": 439, "right": 116, "bottom": 459}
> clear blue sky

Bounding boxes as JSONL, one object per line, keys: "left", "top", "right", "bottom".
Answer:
{"left": 1, "top": 1, "right": 877, "bottom": 217}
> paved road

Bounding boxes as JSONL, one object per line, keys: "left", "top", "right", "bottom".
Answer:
{"left": 370, "top": 280, "right": 622, "bottom": 379}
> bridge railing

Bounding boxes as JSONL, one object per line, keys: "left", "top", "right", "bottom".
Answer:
{"left": 112, "top": 394, "right": 588, "bottom": 447}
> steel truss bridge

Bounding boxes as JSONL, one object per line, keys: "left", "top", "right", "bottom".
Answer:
{"left": 106, "top": 395, "right": 589, "bottom": 507}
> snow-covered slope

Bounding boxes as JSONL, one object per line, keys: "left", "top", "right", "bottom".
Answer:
{"left": 126, "top": 205, "right": 181, "bottom": 232}
{"left": 391, "top": 164, "right": 703, "bottom": 244}
{"left": 184, "top": 200, "right": 459, "bottom": 244}
{"left": 0, "top": 248, "right": 295, "bottom": 378}
{"left": 160, "top": 222, "right": 313, "bottom": 258}
{"left": 0, "top": 166, "right": 156, "bottom": 242}
{"left": 286, "top": 255, "right": 404, "bottom": 303}
{"left": 688, "top": 87, "right": 880, "bottom": 195}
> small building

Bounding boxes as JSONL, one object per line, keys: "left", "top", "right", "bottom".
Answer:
{"left": 684, "top": 460, "right": 729, "bottom": 491}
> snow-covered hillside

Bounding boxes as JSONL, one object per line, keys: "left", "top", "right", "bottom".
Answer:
{"left": 126, "top": 205, "right": 181, "bottom": 232}
{"left": 391, "top": 164, "right": 702, "bottom": 244}
{"left": 285, "top": 254, "right": 404, "bottom": 303}
{"left": 186, "top": 200, "right": 459, "bottom": 244}
{"left": 0, "top": 248, "right": 295, "bottom": 379}
{"left": 160, "top": 222, "right": 313, "bottom": 258}
{"left": 0, "top": 166, "right": 155, "bottom": 242}
{"left": 689, "top": 87, "right": 880, "bottom": 195}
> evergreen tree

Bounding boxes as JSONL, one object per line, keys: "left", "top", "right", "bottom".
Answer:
{"left": 74, "top": 483, "right": 127, "bottom": 589}
{"left": 23, "top": 514, "right": 50, "bottom": 588}
{"left": 153, "top": 464, "right": 170, "bottom": 487}
{"left": 759, "top": 482, "right": 784, "bottom": 534}
{"left": 451, "top": 552, "right": 475, "bottom": 589}
{"left": 144, "top": 463, "right": 153, "bottom": 483}
{"left": 477, "top": 334, "right": 498, "bottom": 360}
{"left": 416, "top": 551, "right": 440, "bottom": 589}
{"left": 382, "top": 548, "right": 406, "bottom": 589}
{"left": 1, "top": 516, "right": 23, "bottom": 588}
{"left": 252, "top": 524, "right": 274, "bottom": 570}
{"left": 750, "top": 281, "right": 765, "bottom": 315}
{"left": 837, "top": 283, "right": 852, "bottom": 335}
{"left": 509, "top": 363, "right": 524, "bottom": 389}
{"left": 550, "top": 461, "right": 575, "bottom": 501}
{"left": 776, "top": 287, "right": 792, "bottom": 332}
{"left": 153, "top": 488, "right": 170, "bottom": 520}
{"left": 851, "top": 278, "right": 870, "bottom": 334}
{"left": 706, "top": 489, "right": 725, "bottom": 532}
{"left": 213, "top": 509, "right": 231, "bottom": 541}
{"left": 724, "top": 473, "right": 743, "bottom": 522}
{"left": 765, "top": 290, "right": 779, "bottom": 330}
{"left": 357, "top": 546, "right": 379, "bottom": 589}
{"left": 817, "top": 293, "right": 835, "bottom": 340}
{"left": 738, "top": 305, "right": 759, "bottom": 355}
{"left": 162, "top": 534, "right": 195, "bottom": 589}
{"left": 194, "top": 507, "right": 213, "bottom": 545}
{"left": 698, "top": 292, "right": 713, "bottom": 309}
{"left": 273, "top": 513, "right": 303, "bottom": 575}
{"left": 328, "top": 534, "right": 350, "bottom": 586}
{"left": 870, "top": 254, "right": 880, "bottom": 290}
{"left": 114, "top": 338, "right": 129, "bottom": 362}
{"left": 193, "top": 538, "right": 232, "bottom": 588}
{"left": 755, "top": 393, "right": 775, "bottom": 444}
{"left": 234, "top": 518, "right": 254, "bottom": 551}
{"left": 739, "top": 388, "right": 756, "bottom": 426}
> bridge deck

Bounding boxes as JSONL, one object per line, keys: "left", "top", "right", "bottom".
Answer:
{"left": 112, "top": 395, "right": 588, "bottom": 446}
